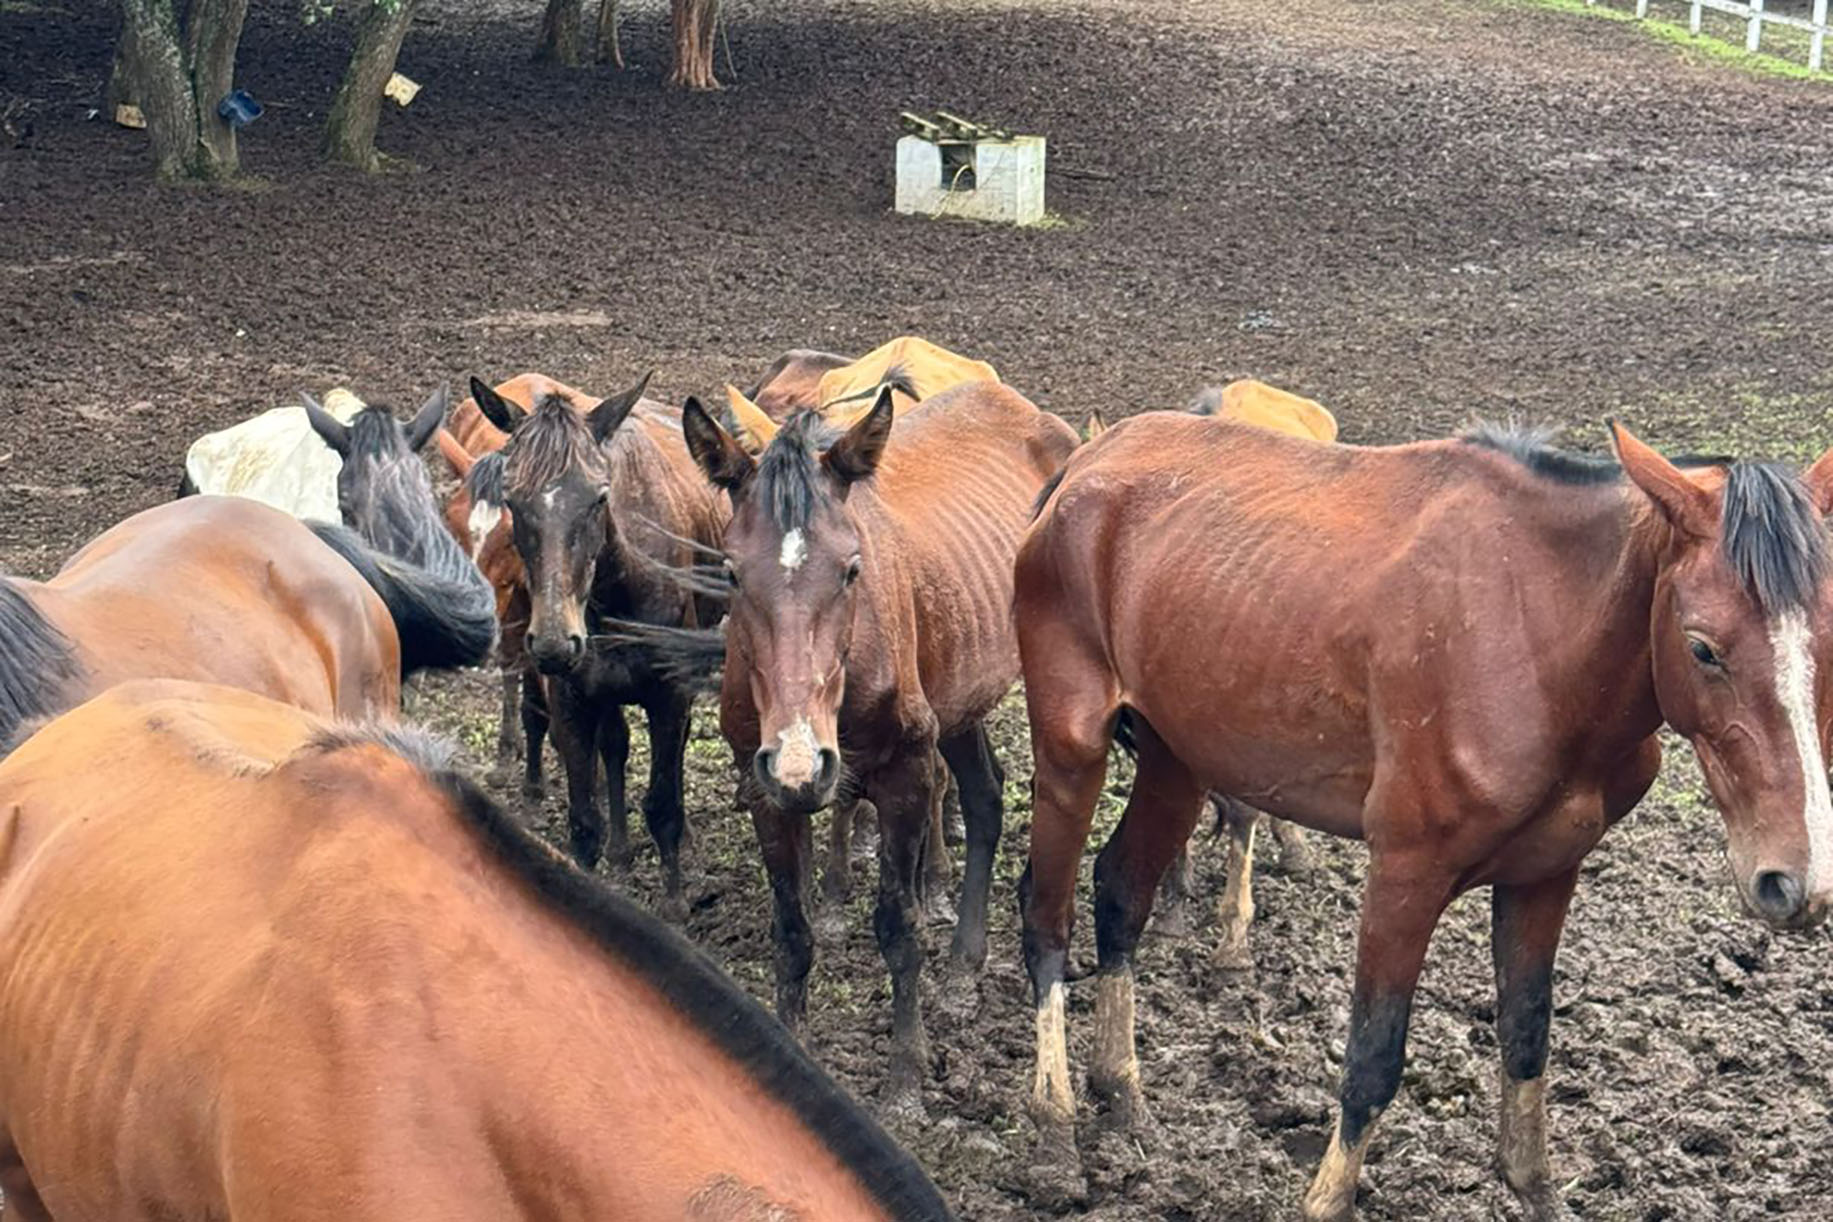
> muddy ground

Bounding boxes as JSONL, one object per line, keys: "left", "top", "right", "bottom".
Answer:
{"left": 5, "top": 0, "right": 1833, "bottom": 1216}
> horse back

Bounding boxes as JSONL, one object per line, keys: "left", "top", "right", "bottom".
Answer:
{"left": 0, "top": 680, "right": 920, "bottom": 1220}
{"left": 45, "top": 497, "right": 400, "bottom": 720}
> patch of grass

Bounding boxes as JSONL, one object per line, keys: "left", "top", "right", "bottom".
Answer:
{"left": 1616, "top": 381, "right": 1833, "bottom": 462}
{"left": 1500, "top": 0, "right": 1832, "bottom": 83}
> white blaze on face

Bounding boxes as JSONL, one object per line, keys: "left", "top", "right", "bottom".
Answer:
{"left": 773, "top": 716, "right": 822, "bottom": 789}
{"left": 467, "top": 499, "right": 502, "bottom": 560}
{"left": 1770, "top": 609, "right": 1833, "bottom": 896}
{"left": 779, "top": 528, "right": 807, "bottom": 575}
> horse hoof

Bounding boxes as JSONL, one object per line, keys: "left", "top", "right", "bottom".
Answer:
{"left": 1022, "top": 1135, "right": 1089, "bottom": 1211}
{"left": 1153, "top": 904, "right": 1194, "bottom": 941}
{"left": 1277, "top": 845, "right": 1319, "bottom": 876}
{"left": 880, "top": 1085, "right": 928, "bottom": 1130}
{"left": 813, "top": 905, "right": 850, "bottom": 943}
{"left": 923, "top": 893, "right": 958, "bottom": 928}
{"left": 1212, "top": 934, "right": 1255, "bottom": 972}
{"left": 937, "top": 963, "right": 981, "bottom": 1020}
{"left": 658, "top": 891, "right": 690, "bottom": 925}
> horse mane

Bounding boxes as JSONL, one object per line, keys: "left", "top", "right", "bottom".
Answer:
{"left": 824, "top": 362, "right": 917, "bottom": 408}
{"left": 1188, "top": 386, "right": 1226, "bottom": 417}
{"left": 753, "top": 410, "right": 847, "bottom": 532}
{"left": 465, "top": 450, "right": 506, "bottom": 509}
{"left": 379, "top": 762, "right": 949, "bottom": 1221}
{"left": 503, "top": 394, "right": 607, "bottom": 494}
{"left": 0, "top": 580, "right": 84, "bottom": 754}
{"left": 1464, "top": 422, "right": 1826, "bottom": 614}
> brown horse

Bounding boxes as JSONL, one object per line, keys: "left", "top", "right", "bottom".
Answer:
{"left": 0, "top": 495, "right": 489, "bottom": 753}
{"left": 743, "top": 347, "right": 852, "bottom": 418}
{"left": 0, "top": 678, "right": 954, "bottom": 1220}
{"left": 469, "top": 373, "right": 726, "bottom": 911}
{"left": 1017, "top": 415, "right": 1833, "bottom": 1218}
{"left": 433, "top": 373, "right": 604, "bottom": 794}
{"left": 679, "top": 383, "right": 1078, "bottom": 1115}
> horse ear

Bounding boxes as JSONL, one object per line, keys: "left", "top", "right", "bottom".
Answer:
{"left": 471, "top": 377, "right": 525, "bottom": 434}
{"left": 407, "top": 386, "right": 449, "bottom": 452}
{"left": 590, "top": 369, "right": 653, "bottom": 443}
{"left": 683, "top": 396, "right": 756, "bottom": 491}
{"left": 725, "top": 384, "right": 778, "bottom": 451}
{"left": 301, "top": 391, "right": 350, "bottom": 457}
{"left": 1085, "top": 409, "right": 1108, "bottom": 441}
{"left": 824, "top": 384, "right": 895, "bottom": 486}
{"left": 1803, "top": 446, "right": 1833, "bottom": 517}
{"left": 1608, "top": 418, "right": 1715, "bottom": 538}
{"left": 433, "top": 428, "right": 475, "bottom": 478}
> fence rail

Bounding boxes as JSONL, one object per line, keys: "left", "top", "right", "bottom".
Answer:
{"left": 1588, "top": 0, "right": 1832, "bottom": 71}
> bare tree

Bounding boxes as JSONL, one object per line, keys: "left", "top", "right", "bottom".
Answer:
{"left": 323, "top": 0, "right": 419, "bottom": 170}
{"left": 533, "top": 0, "right": 585, "bottom": 65}
{"left": 595, "top": 0, "right": 622, "bottom": 67}
{"left": 113, "top": 0, "right": 249, "bottom": 179}
{"left": 667, "top": 0, "right": 720, "bottom": 90}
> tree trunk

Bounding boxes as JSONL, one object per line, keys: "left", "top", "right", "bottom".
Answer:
{"left": 667, "top": 0, "right": 720, "bottom": 90}
{"left": 106, "top": 15, "right": 138, "bottom": 110}
{"left": 534, "top": 0, "right": 584, "bottom": 66}
{"left": 594, "top": 0, "right": 622, "bottom": 68}
{"left": 115, "top": 0, "right": 246, "bottom": 180}
{"left": 323, "top": 0, "right": 419, "bottom": 171}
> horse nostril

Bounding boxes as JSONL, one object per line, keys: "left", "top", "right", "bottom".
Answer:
{"left": 1754, "top": 870, "right": 1805, "bottom": 922}
{"left": 815, "top": 748, "right": 839, "bottom": 790}
{"left": 753, "top": 748, "right": 777, "bottom": 787}
{"left": 524, "top": 633, "right": 537, "bottom": 656}
{"left": 567, "top": 633, "right": 585, "bottom": 657}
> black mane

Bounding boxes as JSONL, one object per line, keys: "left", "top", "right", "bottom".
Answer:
{"left": 0, "top": 580, "right": 84, "bottom": 754}
{"left": 431, "top": 768, "right": 953, "bottom": 1220}
{"left": 503, "top": 393, "right": 605, "bottom": 494}
{"left": 823, "top": 362, "right": 918, "bottom": 408}
{"left": 753, "top": 410, "right": 845, "bottom": 532}
{"left": 465, "top": 450, "right": 506, "bottom": 510}
{"left": 1464, "top": 422, "right": 1826, "bottom": 614}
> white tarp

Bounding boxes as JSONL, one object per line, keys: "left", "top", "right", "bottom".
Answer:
{"left": 182, "top": 388, "right": 365, "bottom": 521}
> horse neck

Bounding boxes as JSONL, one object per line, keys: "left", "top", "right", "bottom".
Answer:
{"left": 596, "top": 427, "right": 716, "bottom": 611}
{"left": 1559, "top": 490, "right": 1671, "bottom": 744}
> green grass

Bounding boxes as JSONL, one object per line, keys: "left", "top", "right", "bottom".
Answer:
{"left": 1501, "top": 0, "right": 1832, "bottom": 83}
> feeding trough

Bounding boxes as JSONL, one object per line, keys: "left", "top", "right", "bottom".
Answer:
{"left": 895, "top": 110, "right": 1045, "bottom": 226}
{"left": 216, "top": 89, "right": 263, "bottom": 129}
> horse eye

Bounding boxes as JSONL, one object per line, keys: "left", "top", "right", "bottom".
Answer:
{"left": 1689, "top": 638, "right": 1722, "bottom": 668}
{"left": 843, "top": 557, "right": 862, "bottom": 586}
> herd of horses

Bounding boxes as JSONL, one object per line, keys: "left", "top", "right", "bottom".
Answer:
{"left": 2, "top": 333, "right": 1831, "bottom": 1220}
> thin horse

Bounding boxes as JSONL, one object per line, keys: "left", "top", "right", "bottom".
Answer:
{"left": 469, "top": 373, "right": 726, "bottom": 911}
{"left": 0, "top": 678, "right": 954, "bottom": 1220}
{"left": 0, "top": 495, "right": 486, "bottom": 754}
{"left": 1017, "top": 415, "right": 1833, "bottom": 1218}
{"left": 681, "top": 383, "right": 1078, "bottom": 1114}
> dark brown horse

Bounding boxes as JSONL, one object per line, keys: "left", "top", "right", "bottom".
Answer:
{"left": 679, "top": 383, "right": 1078, "bottom": 1115}
{"left": 0, "top": 495, "right": 490, "bottom": 754}
{"left": 1017, "top": 415, "right": 1833, "bottom": 1218}
{"left": 469, "top": 373, "right": 726, "bottom": 912}
{"left": 432, "top": 373, "right": 604, "bottom": 795}
{"left": 0, "top": 679, "right": 953, "bottom": 1220}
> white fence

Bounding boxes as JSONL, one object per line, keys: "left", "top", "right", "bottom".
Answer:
{"left": 1589, "top": 0, "right": 1832, "bottom": 71}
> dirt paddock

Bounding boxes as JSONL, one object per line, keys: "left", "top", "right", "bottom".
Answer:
{"left": 5, "top": 0, "right": 1833, "bottom": 1216}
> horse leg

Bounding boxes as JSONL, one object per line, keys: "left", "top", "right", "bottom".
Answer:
{"left": 942, "top": 764, "right": 966, "bottom": 845}
{"left": 941, "top": 721, "right": 1003, "bottom": 974}
{"left": 922, "top": 751, "right": 956, "bottom": 927}
{"left": 520, "top": 667, "right": 550, "bottom": 800}
{"left": 869, "top": 744, "right": 940, "bottom": 1120}
{"left": 1302, "top": 858, "right": 1455, "bottom": 1222}
{"left": 1088, "top": 719, "right": 1205, "bottom": 1131}
{"left": 1492, "top": 867, "right": 1580, "bottom": 1220}
{"left": 1213, "top": 799, "right": 1260, "bottom": 971}
{"left": 548, "top": 681, "right": 604, "bottom": 869}
{"left": 822, "top": 797, "right": 855, "bottom": 904}
{"left": 1154, "top": 836, "right": 1198, "bottom": 940}
{"left": 597, "top": 706, "right": 633, "bottom": 871}
{"left": 495, "top": 666, "right": 521, "bottom": 768}
{"left": 1272, "top": 816, "right": 1318, "bottom": 876}
{"left": 750, "top": 800, "right": 815, "bottom": 1035}
{"left": 640, "top": 689, "right": 694, "bottom": 918}
{"left": 1019, "top": 668, "right": 1114, "bottom": 1196}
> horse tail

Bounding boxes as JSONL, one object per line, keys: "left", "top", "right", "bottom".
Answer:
{"left": 592, "top": 619, "right": 726, "bottom": 694}
{"left": 1188, "top": 385, "right": 1227, "bottom": 417}
{"left": 1113, "top": 706, "right": 1234, "bottom": 838}
{"left": 307, "top": 521, "right": 497, "bottom": 678}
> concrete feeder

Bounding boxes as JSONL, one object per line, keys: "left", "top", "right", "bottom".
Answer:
{"left": 895, "top": 111, "right": 1045, "bottom": 226}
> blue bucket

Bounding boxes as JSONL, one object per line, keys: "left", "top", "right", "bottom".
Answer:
{"left": 217, "top": 89, "right": 263, "bottom": 129}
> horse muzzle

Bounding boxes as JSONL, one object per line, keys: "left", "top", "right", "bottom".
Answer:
{"left": 527, "top": 631, "right": 585, "bottom": 675}
{"left": 1744, "top": 867, "right": 1830, "bottom": 930}
{"left": 753, "top": 744, "right": 840, "bottom": 814}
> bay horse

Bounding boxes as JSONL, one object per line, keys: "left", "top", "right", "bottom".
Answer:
{"left": 0, "top": 495, "right": 487, "bottom": 754}
{"left": 302, "top": 385, "right": 498, "bottom": 670}
{"left": 433, "top": 373, "right": 603, "bottom": 794}
{"left": 680, "top": 383, "right": 1078, "bottom": 1115}
{"left": 0, "top": 679, "right": 954, "bottom": 1221}
{"left": 1017, "top": 415, "right": 1833, "bottom": 1219}
{"left": 743, "top": 346, "right": 852, "bottom": 418}
{"left": 469, "top": 372, "right": 726, "bottom": 912}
